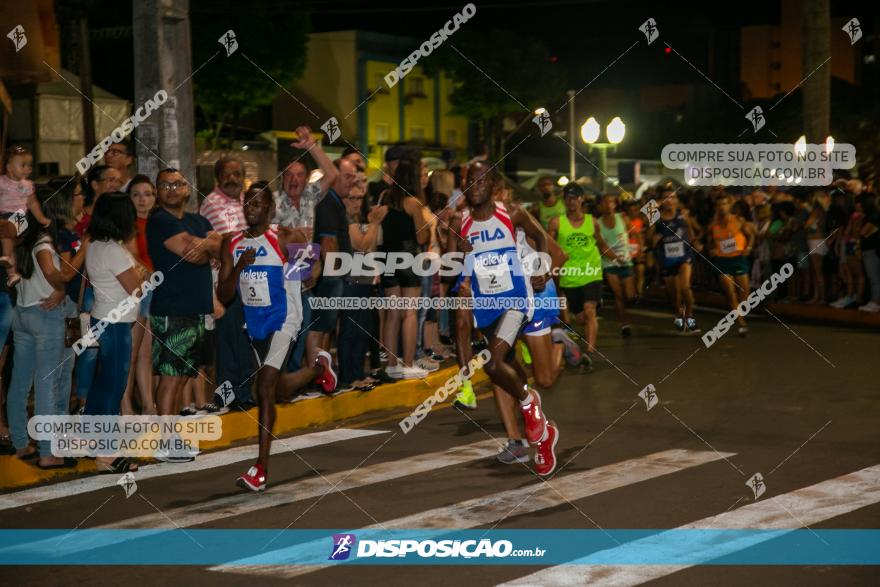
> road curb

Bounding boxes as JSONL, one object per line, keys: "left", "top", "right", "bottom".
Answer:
{"left": 0, "top": 363, "right": 486, "bottom": 492}
{"left": 645, "top": 285, "right": 880, "bottom": 328}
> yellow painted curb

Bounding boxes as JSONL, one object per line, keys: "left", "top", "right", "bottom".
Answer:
{"left": 0, "top": 363, "right": 487, "bottom": 492}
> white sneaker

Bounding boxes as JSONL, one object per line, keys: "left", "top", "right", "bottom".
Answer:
{"left": 858, "top": 301, "right": 880, "bottom": 312}
{"left": 385, "top": 364, "right": 404, "bottom": 379}
{"left": 415, "top": 357, "right": 439, "bottom": 372}
{"left": 400, "top": 365, "right": 429, "bottom": 379}
{"left": 830, "top": 296, "right": 852, "bottom": 308}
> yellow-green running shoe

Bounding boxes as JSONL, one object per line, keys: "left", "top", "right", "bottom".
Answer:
{"left": 453, "top": 380, "right": 477, "bottom": 410}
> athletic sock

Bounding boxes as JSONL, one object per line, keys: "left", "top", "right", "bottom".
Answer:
{"left": 552, "top": 328, "right": 581, "bottom": 364}
{"left": 519, "top": 385, "right": 533, "bottom": 407}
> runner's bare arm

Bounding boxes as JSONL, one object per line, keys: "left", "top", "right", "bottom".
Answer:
{"left": 546, "top": 215, "right": 560, "bottom": 240}
{"left": 510, "top": 203, "right": 548, "bottom": 256}
{"left": 217, "top": 234, "right": 254, "bottom": 305}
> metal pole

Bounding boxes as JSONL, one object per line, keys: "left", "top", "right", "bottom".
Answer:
{"left": 597, "top": 146, "right": 607, "bottom": 194}
{"left": 76, "top": 13, "right": 96, "bottom": 154}
{"left": 567, "top": 89, "right": 575, "bottom": 180}
{"left": 133, "top": 0, "right": 196, "bottom": 208}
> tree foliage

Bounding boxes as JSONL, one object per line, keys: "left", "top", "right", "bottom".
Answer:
{"left": 423, "top": 29, "right": 565, "bottom": 153}
{"left": 190, "top": 0, "right": 310, "bottom": 147}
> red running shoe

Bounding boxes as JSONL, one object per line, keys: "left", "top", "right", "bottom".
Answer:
{"left": 314, "top": 349, "right": 337, "bottom": 394}
{"left": 237, "top": 463, "right": 267, "bottom": 492}
{"left": 520, "top": 388, "right": 548, "bottom": 445}
{"left": 534, "top": 422, "right": 559, "bottom": 476}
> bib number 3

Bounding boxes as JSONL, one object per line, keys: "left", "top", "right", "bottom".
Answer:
{"left": 242, "top": 274, "right": 271, "bottom": 307}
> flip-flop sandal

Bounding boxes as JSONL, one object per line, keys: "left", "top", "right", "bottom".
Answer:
{"left": 97, "top": 457, "right": 138, "bottom": 474}
{"left": 18, "top": 450, "right": 39, "bottom": 461}
{"left": 0, "top": 436, "right": 15, "bottom": 456}
{"left": 354, "top": 383, "right": 375, "bottom": 392}
{"left": 36, "top": 457, "right": 78, "bottom": 470}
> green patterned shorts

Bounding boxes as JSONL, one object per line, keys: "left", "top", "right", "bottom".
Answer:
{"left": 150, "top": 314, "right": 206, "bottom": 377}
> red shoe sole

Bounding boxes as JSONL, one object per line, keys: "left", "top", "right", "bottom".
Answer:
{"left": 535, "top": 424, "right": 559, "bottom": 477}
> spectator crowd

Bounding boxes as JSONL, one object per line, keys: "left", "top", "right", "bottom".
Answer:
{"left": 0, "top": 129, "right": 877, "bottom": 472}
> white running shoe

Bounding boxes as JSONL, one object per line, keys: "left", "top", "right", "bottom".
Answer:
{"left": 830, "top": 296, "right": 853, "bottom": 309}
{"left": 385, "top": 364, "right": 404, "bottom": 379}
{"left": 415, "top": 357, "right": 439, "bottom": 372}
{"left": 858, "top": 301, "right": 880, "bottom": 312}
{"left": 400, "top": 365, "right": 429, "bottom": 379}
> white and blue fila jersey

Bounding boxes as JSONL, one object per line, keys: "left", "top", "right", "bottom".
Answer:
{"left": 230, "top": 229, "right": 302, "bottom": 341}
{"left": 516, "top": 227, "right": 560, "bottom": 334}
{"left": 460, "top": 202, "right": 534, "bottom": 328}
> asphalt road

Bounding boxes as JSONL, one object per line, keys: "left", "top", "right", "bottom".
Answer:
{"left": 2, "top": 303, "right": 878, "bottom": 586}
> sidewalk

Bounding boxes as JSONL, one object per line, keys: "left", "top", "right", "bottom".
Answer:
{"left": 644, "top": 285, "right": 880, "bottom": 328}
{"left": 0, "top": 363, "right": 487, "bottom": 492}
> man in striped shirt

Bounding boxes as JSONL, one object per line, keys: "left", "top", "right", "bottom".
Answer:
{"left": 201, "top": 157, "right": 253, "bottom": 410}
{"left": 200, "top": 158, "right": 247, "bottom": 235}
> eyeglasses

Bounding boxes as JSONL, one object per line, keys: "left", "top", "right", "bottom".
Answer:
{"left": 106, "top": 148, "right": 127, "bottom": 156}
{"left": 157, "top": 181, "right": 188, "bottom": 190}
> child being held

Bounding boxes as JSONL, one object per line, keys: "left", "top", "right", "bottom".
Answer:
{"left": 0, "top": 146, "right": 51, "bottom": 286}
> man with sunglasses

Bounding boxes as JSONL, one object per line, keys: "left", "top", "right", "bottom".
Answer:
{"left": 146, "top": 168, "right": 222, "bottom": 461}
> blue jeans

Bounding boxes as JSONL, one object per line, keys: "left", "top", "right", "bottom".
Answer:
{"left": 864, "top": 249, "right": 880, "bottom": 301}
{"left": 84, "top": 319, "right": 132, "bottom": 416}
{"left": 0, "top": 291, "right": 13, "bottom": 348}
{"left": 338, "top": 282, "right": 373, "bottom": 384}
{"left": 7, "top": 304, "right": 67, "bottom": 454}
{"left": 75, "top": 287, "right": 98, "bottom": 400}
{"left": 416, "top": 273, "right": 432, "bottom": 357}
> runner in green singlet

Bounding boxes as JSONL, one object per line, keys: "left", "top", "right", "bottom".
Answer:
{"left": 547, "top": 183, "right": 623, "bottom": 368}
{"left": 529, "top": 175, "right": 565, "bottom": 229}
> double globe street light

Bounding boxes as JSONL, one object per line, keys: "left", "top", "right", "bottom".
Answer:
{"left": 580, "top": 116, "right": 625, "bottom": 192}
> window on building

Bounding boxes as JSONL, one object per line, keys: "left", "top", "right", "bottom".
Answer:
{"left": 408, "top": 76, "right": 425, "bottom": 96}
{"left": 410, "top": 126, "right": 425, "bottom": 140}
{"left": 375, "top": 123, "right": 389, "bottom": 143}
{"left": 375, "top": 73, "right": 388, "bottom": 93}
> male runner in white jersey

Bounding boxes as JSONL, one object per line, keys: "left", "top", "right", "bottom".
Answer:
{"left": 447, "top": 161, "right": 559, "bottom": 476}
{"left": 218, "top": 182, "right": 336, "bottom": 492}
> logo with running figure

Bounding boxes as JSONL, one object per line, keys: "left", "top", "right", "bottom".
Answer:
{"left": 117, "top": 472, "right": 138, "bottom": 498}
{"left": 746, "top": 106, "right": 765, "bottom": 132}
{"left": 638, "top": 384, "right": 658, "bottom": 411}
{"left": 842, "top": 18, "right": 862, "bottom": 45}
{"left": 7, "top": 25, "right": 27, "bottom": 52}
{"left": 285, "top": 243, "right": 320, "bottom": 281}
{"left": 219, "top": 29, "right": 238, "bottom": 56}
{"left": 321, "top": 117, "right": 341, "bottom": 143}
{"left": 329, "top": 533, "right": 357, "bottom": 560}
{"left": 532, "top": 110, "right": 552, "bottom": 136}
{"left": 640, "top": 199, "right": 660, "bottom": 226}
{"left": 639, "top": 18, "right": 659, "bottom": 45}
{"left": 746, "top": 472, "right": 766, "bottom": 500}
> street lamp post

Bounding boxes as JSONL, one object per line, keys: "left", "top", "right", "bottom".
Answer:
{"left": 580, "top": 115, "right": 625, "bottom": 193}
{"left": 567, "top": 90, "right": 576, "bottom": 181}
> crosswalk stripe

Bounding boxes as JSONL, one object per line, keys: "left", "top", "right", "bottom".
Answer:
{"left": 0, "top": 428, "right": 388, "bottom": 512}
{"left": 5, "top": 439, "right": 501, "bottom": 560}
{"left": 501, "top": 464, "right": 880, "bottom": 586}
{"left": 212, "top": 448, "right": 733, "bottom": 578}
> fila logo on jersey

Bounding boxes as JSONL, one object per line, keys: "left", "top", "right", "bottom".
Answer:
{"left": 468, "top": 227, "right": 505, "bottom": 245}
{"left": 234, "top": 245, "right": 269, "bottom": 258}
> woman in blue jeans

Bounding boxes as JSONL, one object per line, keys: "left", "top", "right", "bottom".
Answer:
{"left": 7, "top": 187, "right": 76, "bottom": 468}
{"left": 83, "top": 192, "right": 145, "bottom": 473}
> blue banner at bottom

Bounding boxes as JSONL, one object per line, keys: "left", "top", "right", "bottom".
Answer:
{"left": 1, "top": 529, "right": 879, "bottom": 565}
